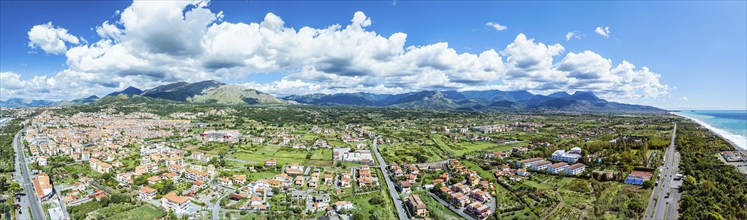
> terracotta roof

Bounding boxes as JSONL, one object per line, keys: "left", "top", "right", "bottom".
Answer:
{"left": 140, "top": 186, "right": 157, "bottom": 193}
{"left": 163, "top": 192, "right": 189, "bottom": 204}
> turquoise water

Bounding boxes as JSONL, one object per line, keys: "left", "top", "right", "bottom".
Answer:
{"left": 673, "top": 110, "right": 747, "bottom": 150}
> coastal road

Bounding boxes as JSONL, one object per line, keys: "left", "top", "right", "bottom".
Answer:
{"left": 645, "top": 123, "right": 681, "bottom": 220}
{"left": 13, "top": 130, "right": 46, "bottom": 220}
{"left": 371, "top": 138, "right": 408, "bottom": 220}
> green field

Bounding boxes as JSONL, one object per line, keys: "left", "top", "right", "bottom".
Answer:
{"left": 108, "top": 205, "right": 166, "bottom": 220}
{"left": 496, "top": 174, "right": 649, "bottom": 219}
{"left": 231, "top": 145, "right": 332, "bottom": 167}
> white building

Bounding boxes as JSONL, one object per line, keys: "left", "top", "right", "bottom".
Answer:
{"left": 530, "top": 161, "right": 552, "bottom": 171}
{"left": 551, "top": 149, "right": 582, "bottom": 164}
{"left": 548, "top": 162, "right": 568, "bottom": 174}
{"left": 565, "top": 163, "right": 586, "bottom": 175}
{"left": 161, "top": 192, "right": 191, "bottom": 215}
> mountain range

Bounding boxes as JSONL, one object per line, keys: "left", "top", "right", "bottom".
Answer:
{"left": 283, "top": 90, "right": 664, "bottom": 113}
{"left": 0, "top": 80, "right": 665, "bottom": 113}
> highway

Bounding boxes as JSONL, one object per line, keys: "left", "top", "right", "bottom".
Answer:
{"left": 13, "top": 130, "right": 46, "bottom": 220}
{"left": 371, "top": 138, "right": 408, "bottom": 220}
{"left": 644, "top": 123, "right": 682, "bottom": 220}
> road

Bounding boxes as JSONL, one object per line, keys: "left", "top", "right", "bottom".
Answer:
{"left": 645, "top": 123, "right": 682, "bottom": 220}
{"left": 371, "top": 138, "right": 408, "bottom": 220}
{"left": 13, "top": 130, "right": 46, "bottom": 220}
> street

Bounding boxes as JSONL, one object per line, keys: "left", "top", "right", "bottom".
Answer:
{"left": 13, "top": 130, "right": 46, "bottom": 220}
{"left": 644, "top": 123, "right": 682, "bottom": 220}
{"left": 371, "top": 138, "right": 408, "bottom": 220}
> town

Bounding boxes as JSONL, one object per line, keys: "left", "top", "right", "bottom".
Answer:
{"left": 3, "top": 101, "right": 737, "bottom": 220}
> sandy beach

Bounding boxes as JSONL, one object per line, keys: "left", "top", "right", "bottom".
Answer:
{"left": 671, "top": 112, "right": 747, "bottom": 153}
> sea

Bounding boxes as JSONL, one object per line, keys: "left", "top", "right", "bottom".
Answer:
{"left": 672, "top": 110, "right": 747, "bottom": 151}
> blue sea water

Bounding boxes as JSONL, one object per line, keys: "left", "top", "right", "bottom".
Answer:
{"left": 673, "top": 110, "right": 747, "bottom": 150}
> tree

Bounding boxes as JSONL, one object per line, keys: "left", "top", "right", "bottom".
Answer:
{"left": 641, "top": 180, "right": 654, "bottom": 189}
{"left": 160, "top": 181, "right": 175, "bottom": 195}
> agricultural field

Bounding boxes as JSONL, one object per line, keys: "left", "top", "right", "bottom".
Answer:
{"left": 496, "top": 174, "right": 649, "bottom": 219}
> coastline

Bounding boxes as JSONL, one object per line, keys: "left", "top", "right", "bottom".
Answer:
{"left": 670, "top": 112, "right": 747, "bottom": 153}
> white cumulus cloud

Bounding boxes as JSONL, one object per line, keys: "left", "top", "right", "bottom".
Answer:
{"left": 27, "top": 22, "right": 80, "bottom": 54}
{"left": 5, "top": 0, "right": 668, "bottom": 103}
{"left": 595, "top": 26, "right": 610, "bottom": 38}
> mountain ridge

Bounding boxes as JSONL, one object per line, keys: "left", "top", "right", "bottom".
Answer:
{"left": 1, "top": 80, "right": 666, "bottom": 113}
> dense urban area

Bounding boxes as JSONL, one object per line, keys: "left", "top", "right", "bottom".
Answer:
{"left": 0, "top": 97, "right": 745, "bottom": 220}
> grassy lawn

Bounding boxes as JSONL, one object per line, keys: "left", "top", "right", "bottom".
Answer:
{"left": 231, "top": 145, "right": 332, "bottom": 167}
{"left": 462, "top": 160, "right": 496, "bottom": 181}
{"left": 108, "top": 205, "right": 165, "bottom": 220}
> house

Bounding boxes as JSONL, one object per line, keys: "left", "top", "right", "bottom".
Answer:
{"left": 338, "top": 172, "right": 352, "bottom": 188}
{"left": 135, "top": 165, "right": 148, "bottom": 175}
{"left": 37, "top": 156, "right": 48, "bottom": 166}
{"left": 285, "top": 163, "right": 305, "bottom": 175}
{"left": 407, "top": 194, "right": 428, "bottom": 217}
{"left": 190, "top": 152, "right": 214, "bottom": 163}
{"left": 516, "top": 157, "right": 544, "bottom": 168}
{"left": 161, "top": 192, "right": 191, "bottom": 215}
{"left": 452, "top": 183, "right": 470, "bottom": 193}
{"left": 406, "top": 173, "right": 417, "bottom": 184}
{"left": 168, "top": 164, "right": 184, "bottom": 174}
{"left": 33, "top": 173, "right": 54, "bottom": 201}
{"left": 530, "top": 161, "right": 552, "bottom": 171}
{"left": 184, "top": 169, "right": 209, "bottom": 182}
{"left": 466, "top": 201, "right": 493, "bottom": 219}
{"left": 333, "top": 148, "right": 374, "bottom": 164}
{"left": 145, "top": 163, "right": 159, "bottom": 173}
{"left": 290, "top": 190, "right": 309, "bottom": 199}
{"left": 232, "top": 175, "right": 247, "bottom": 185}
{"left": 218, "top": 177, "right": 233, "bottom": 187}
{"left": 115, "top": 173, "right": 133, "bottom": 185}
{"left": 398, "top": 181, "right": 412, "bottom": 193}
{"left": 470, "top": 189, "right": 491, "bottom": 202}
{"left": 139, "top": 186, "right": 157, "bottom": 201}
{"left": 314, "top": 194, "right": 331, "bottom": 203}
{"left": 162, "top": 172, "right": 180, "bottom": 182}
{"left": 335, "top": 201, "right": 355, "bottom": 212}
{"left": 451, "top": 193, "right": 471, "bottom": 208}
{"left": 167, "top": 156, "right": 184, "bottom": 166}
{"left": 147, "top": 176, "right": 162, "bottom": 185}
{"left": 517, "top": 168, "right": 529, "bottom": 177}
{"left": 323, "top": 174, "right": 334, "bottom": 185}
{"left": 548, "top": 162, "right": 569, "bottom": 174}
{"left": 264, "top": 159, "right": 276, "bottom": 167}
{"left": 551, "top": 149, "right": 582, "bottom": 164}
{"left": 89, "top": 158, "right": 112, "bottom": 173}
{"left": 294, "top": 176, "right": 305, "bottom": 186}
{"left": 565, "top": 163, "right": 586, "bottom": 175}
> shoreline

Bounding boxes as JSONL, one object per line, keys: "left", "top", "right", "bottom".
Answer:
{"left": 670, "top": 112, "right": 747, "bottom": 153}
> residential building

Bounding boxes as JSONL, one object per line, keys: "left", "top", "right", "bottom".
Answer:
{"left": 530, "top": 161, "right": 552, "bottom": 171}
{"left": 548, "top": 162, "right": 569, "bottom": 174}
{"left": 565, "top": 163, "right": 586, "bottom": 175}
{"left": 551, "top": 149, "right": 582, "bottom": 164}
{"left": 161, "top": 192, "right": 191, "bottom": 215}
{"left": 407, "top": 194, "right": 428, "bottom": 217}
{"left": 516, "top": 157, "right": 544, "bottom": 168}
{"left": 33, "top": 173, "right": 54, "bottom": 201}
{"left": 467, "top": 201, "right": 493, "bottom": 219}
{"left": 139, "top": 186, "right": 157, "bottom": 201}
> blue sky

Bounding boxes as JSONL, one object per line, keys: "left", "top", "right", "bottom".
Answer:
{"left": 1, "top": 0, "right": 745, "bottom": 110}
